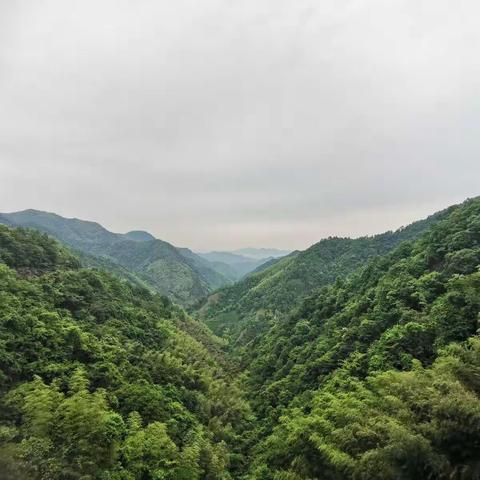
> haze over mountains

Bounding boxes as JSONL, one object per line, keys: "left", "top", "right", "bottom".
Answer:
{"left": 196, "top": 250, "right": 288, "bottom": 281}
{"left": 0, "top": 209, "right": 287, "bottom": 306}
{"left": 197, "top": 204, "right": 454, "bottom": 339}
{"left": 230, "top": 248, "right": 291, "bottom": 260}
{"left": 1, "top": 196, "right": 479, "bottom": 480}
{"left": 0, "top": 203, "right": 458, "bottom": 315}
{"left": 1, "top": 1, "right": 479, "bottom": 477}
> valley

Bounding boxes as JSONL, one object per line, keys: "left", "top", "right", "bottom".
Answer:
{"left": 0, "top": 197, "right": 479, "bottom": 479}
{"left": 0, "top": 210, "right": 282, "bottom": 307}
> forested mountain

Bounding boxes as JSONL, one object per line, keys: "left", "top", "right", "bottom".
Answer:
{"left": 197, "top": 207, "right": 453, "bottom": 340}
{"left": 241, "top": 196, "right": 480, "bottom": 478}
{"left": 0, "top": 225, "right": 251, "bottom": 479}
{"left": 2, "top": 197, "right": 480, "bottom": 480}
{"left": 0, "top": 210, "right": 232, "bottom": 307}
{"left": 197, "top": 251, "right": 275, "bottom": 281}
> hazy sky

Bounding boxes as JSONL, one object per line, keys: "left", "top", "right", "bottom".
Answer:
{"left": 1, "top": 0, "right": 479, "bottom": 250}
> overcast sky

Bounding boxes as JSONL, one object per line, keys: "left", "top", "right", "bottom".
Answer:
{"left": 1, "top": 0, "right": 479, "bottom": 250}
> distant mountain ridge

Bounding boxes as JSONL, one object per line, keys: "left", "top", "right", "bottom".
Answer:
{"left": 197, "top": 205, "right": 455, "bottom": 340}
{"left": 1, "top": 198, "right": 479, "bottom": 479}
{"left": 197, "top": 250, "right": 278, "bottom": 280}
{"left": 0, "top": 209, "right": 232, "bottom": 306}
{"left": 231, "top": 247, "right": 291, "bottom": 260}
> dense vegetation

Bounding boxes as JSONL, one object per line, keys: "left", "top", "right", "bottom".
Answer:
{"left": 0, "top": 210, "right": 233, "bottom": 307}
{"left": 248, "top": 338, "right": 480, "bottom": 479}
{"left": 0, "top": 225, "right": 251, "bottom": 479}
{"left": 197, "top": 207, "right": 451, "bottom": 342}
{"left": 240, "top": 197, "right": 480, "bottom": 478}
{"left": 1, "top": 197, "right": 480, "bottom": 479}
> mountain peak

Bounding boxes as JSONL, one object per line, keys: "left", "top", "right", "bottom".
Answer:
{"left": 124, "top": 230, "right": 155, "bottom": 242}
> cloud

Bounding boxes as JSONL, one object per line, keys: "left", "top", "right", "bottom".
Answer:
{"left": 0, "top": 0, "right": 479, "bottom": 249}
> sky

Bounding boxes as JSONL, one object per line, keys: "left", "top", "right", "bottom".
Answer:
{"left": 1, "top": 0, "right": 479, "bottom": 251}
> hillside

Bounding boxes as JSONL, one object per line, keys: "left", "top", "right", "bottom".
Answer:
{"left": 197, "top": 207, "right": 453, "bottom": 340}
{"left": 1, "top": 198, "right": 480, "bottom": 480}
{"left": 0, "top": 224, "right": 251, "bottom": 479}
{"left": 242, "top": 196, "right": 480, "bottom": 478}
{"left": 0, "top": 210, "right": 231, "bottom": 307}
{"left": 198, "top": 251, "right": 274, "bottom": 280}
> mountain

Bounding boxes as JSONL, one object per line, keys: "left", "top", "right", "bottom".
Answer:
{"left": 197, "top": 251, "right": 274, "bottom": 280}
{"left": 175, "top": 247, "right": 235, "bottom": 290}
{"left": 200, "top": 260, "right": 240, "bottom": 283}
{"left": 0, "top": 224, "right": 251, "bottom": 479}
{"left": 197, "top": 206, "right": 454, "bottom": 340}
{"left": 231, "top": 247, "right": 291, "bottom": 260}
{"left": 1, "top": 197, "right": 480, "bottom": 480}
{"left": 124, "top": 230, "right": 156, "bottom": 242}
{"left": 0, "top": 209, "right": 231, "bottom": 306}
{"left": 243, "top": 196, "right": 480, "bottom": 479}
{"left": 0, "top": 213, "right": 14, "bottom": 227}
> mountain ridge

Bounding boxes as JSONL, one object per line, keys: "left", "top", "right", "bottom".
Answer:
{"left": 197, "top": 251, "right": 275, "bottom": 280}
{"left": 0, "top": 223, "right": 251, "bottom": 479}
{"left": 1, "top": 197, "right": 480, "bottom": 479}
{"left": 231, "top": 247, "right": 291, "bottom": 259}
{"left": 242, "top": 196, "right": 480, "bottom": 478}
{"left": 0, "top": 209, "right": 232, "bottom": 306}
{"left": 196, "top": 204, "right": 457, "bottom": 340}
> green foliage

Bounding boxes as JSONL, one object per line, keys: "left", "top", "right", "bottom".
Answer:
{"left": 0, "top": 226, "right": 251, "bottom": 479}
{"left": 250, "top": 338, "right": 480, "bottom": 479}
{"left": 13, "top": 371, "right": 124, "bottom": 478}
{"left": 2, "top": 197, "right": 480, "bottom": 479}
{"left": 0, "top": 210, "right": 231, "bottom": 306}
{"left": 197, "top": 206, "right": 452, "bottom": 342}
{"left": 240, "top": 197, "right": 480, "bottom": 478}
{"left": 0, "top": 225, "right": 79, "bottom": 274}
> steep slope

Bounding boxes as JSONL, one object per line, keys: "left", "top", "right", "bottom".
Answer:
{"left": 197, "top": 207, "right": 453, "bottom": 340}
{"left": 0, "top": 225, "right": 251, "bottom": 479}
{"left": 200, "top": 260, "right": 240, "bottom": 284}
{"left": 175, "top": 247, "right": 235, "bottom": 291}
{"left": 248, "top": 252, "right": 299, "bottom": 275}
{"left": 2, "top": 197, "right": 480, "bottom": 480}
{"left": 243, "top": 196, "right": 480, "bottom": 479}
{"left": 0, "top": 210, "right": 230, "bottom": 306}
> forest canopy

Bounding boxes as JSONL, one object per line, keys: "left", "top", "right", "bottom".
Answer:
{"left": 0, "top": 225, "right": 251, "bottom": 479}
{"left": 0, "top": 197, "right": 479, "bottom": 479}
